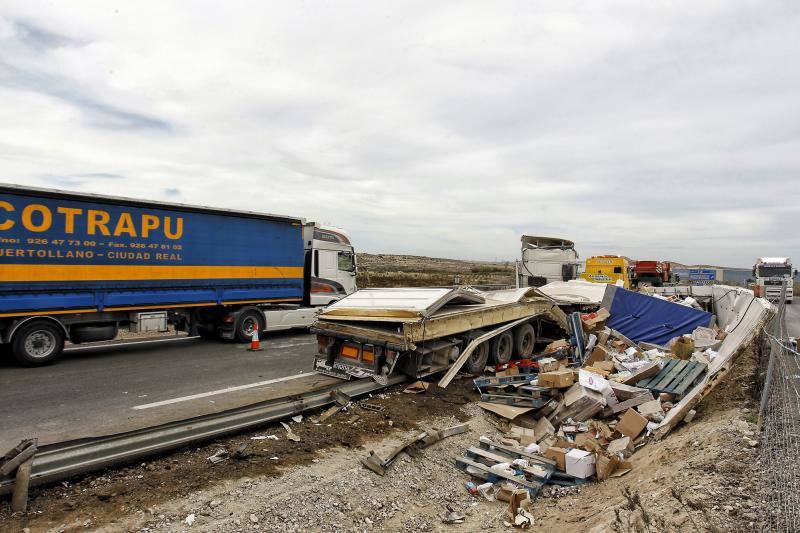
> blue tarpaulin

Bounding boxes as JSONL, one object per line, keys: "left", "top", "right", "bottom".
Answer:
{"left": 601, "top": 286, "right": 714, "bottom": 345}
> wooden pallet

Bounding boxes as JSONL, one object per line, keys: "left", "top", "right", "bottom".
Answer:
{"left": 479, "top": 394, "right": 549, "bottom": 408}
{"left": 455, "top": 456, "right": 544, "bottom": 495}
{"left": 474, "top": 375, "right": 536, "bottom": 389}
{"left": 636, "top": 359, "right": 707, "bottom": 399}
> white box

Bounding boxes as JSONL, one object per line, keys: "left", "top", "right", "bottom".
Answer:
{"left": 565, "top": 449, "right": 596, "bottom": 479}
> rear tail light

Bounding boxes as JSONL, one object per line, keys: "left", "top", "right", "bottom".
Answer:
{"left": 222, "top": 313, "right": 236, "bottom": 323}
{"left": 362, "top": 348, "right": 375, "bottom": 363}
{"left": 340, "top": 344, "right": 359, "bottom": 359}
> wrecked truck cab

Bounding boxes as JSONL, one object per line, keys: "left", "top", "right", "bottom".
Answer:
{"left": 311, "top": 287, "right": 558, "bottom": 380}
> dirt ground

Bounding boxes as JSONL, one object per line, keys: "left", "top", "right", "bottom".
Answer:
{"left": 1, "top": 345, "right": 762, "bottom": 532}
{"left": 357, "top": 253, "right": 515, "bottom": 288}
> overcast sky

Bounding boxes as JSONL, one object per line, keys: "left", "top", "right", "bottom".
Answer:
{"left": 1, "top": 1, "right": 798, "bottom": 267}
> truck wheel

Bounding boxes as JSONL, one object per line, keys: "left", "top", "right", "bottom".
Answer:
{"left": 491, "top": 331, "right": 514, "bottom": 365}
{"left": 235, "top": 310, "right": 265, "bottom": 343}
{"left": 464, "top": 340, "right": 490, "bottom": 375}
{"left": 11, "top": 321, "right": 65, "bottom": 366}
{"left": 513, "top": 323, "right": 536, "bottom": 359}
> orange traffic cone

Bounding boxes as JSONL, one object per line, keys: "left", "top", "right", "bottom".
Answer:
{"left": 248, "top": 323, "right": 263, "bottom": 351}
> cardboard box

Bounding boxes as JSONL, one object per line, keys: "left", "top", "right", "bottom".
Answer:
{"left": 544, "top": 339, "right": 571, "bottom": 354}
{"left": 566, "top": 449, "right": 596, "bottom": 479}
{"left": 636, "top": 399, "right": 663, "bottom": 417}
{"left": 543, "top": 446, "right": 568, "bottom": 471}
{"left": 574, "top": 432, "right": 603, "bottom": 452}
{"left": 581, "top": 307, "right": 610, "bottom": 333}
{"left": 538, "top": 357, "right": 560, "bottom": 373}
{"left": 533, "top": 416, "right": 555, "bottom": 443}
{"left": 596, "top": 327, "right": 611, "bottom": 346}
{"left": 595, "top": 452, "right": 632, "bottom": 480}
{"left": 672, "top": 337, "right": 695, "bottom": 360}
{"left": 594, "top": 360, "right": 616, "bottom": 373}
{"left": 584, "top": 345, "right": 609, "bottom": 367}
{"left": 607, "top": 436, "right": 635, "bottom": 457}
{"left": 508, "top": 425, "right": 537, "bottom": 446}
{"left": 538, "top": 368, "right": 574, "bottom": 389}
{"left": 617, "top": 408, "right": 648, "bottom": 439}
{"left": 496, "top": 366, "right": 520, "bottom": 378}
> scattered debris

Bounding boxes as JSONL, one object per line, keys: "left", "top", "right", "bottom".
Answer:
{"left": 403, "top": 381, "right": 430, "bottom": 394}
{"left": 280, "top": 422, "right": 301, "bottom": 442}
{"left": 361, "top": 423, "right": 468, "bottom": 476}
{"left": 184, "top": 513, "right": 196, "bottom": 526}
{"left": 206, "top": 448, "right": 229, "bottom": 465}
{"left": 440, "top": 505, "right": 465, "bottom": 524}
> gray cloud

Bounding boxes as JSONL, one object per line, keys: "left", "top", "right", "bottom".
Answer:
{"left": 0, "top": 2, "right": 797, "bottom": 268}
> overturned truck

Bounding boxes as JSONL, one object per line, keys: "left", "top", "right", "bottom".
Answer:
{"left": 312, "top": 287, "right": 561, "bottom": 381}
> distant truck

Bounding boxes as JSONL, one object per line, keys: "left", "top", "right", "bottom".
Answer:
{"left": 580, "top": 255, "right": 630, "bottom": 289}
{"left": 515, "top": 235, "right": 580, "bottom": 288}
{"left": 753, "top": 257, "right": 795, "bottom": 304}
{"left": 0, "top": 184, "right": 357, "bottom": 365}
{"left": 631, "top": 260, "right": 672, "bottom": 287}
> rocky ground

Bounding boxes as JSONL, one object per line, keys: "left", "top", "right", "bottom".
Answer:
{"left": 1, "top": 342, "right": 765, "bottom": 532}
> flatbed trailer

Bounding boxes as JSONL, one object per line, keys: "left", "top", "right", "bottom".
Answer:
{"left": 312, "top": 287, "right": 558, "bottom": 381}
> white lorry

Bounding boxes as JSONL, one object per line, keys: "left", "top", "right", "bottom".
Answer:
{"left": 516, "top": 236, "right": 580, "bottom": 288}
{"left": 753, "top": 257, "right": 795, "bottom": 304}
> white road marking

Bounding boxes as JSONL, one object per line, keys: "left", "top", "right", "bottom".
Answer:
{"left": 132, "top": 373, "right": 309, "bottom": 410}
{"left": 65, "top": 336, "right": 199, "bottom": 351}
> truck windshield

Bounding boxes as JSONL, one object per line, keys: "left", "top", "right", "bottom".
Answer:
{"left": 757, "top": 266, "right": 791, "bottom": 277}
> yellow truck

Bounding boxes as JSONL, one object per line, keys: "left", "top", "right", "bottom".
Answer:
{"left": 580, "top": 255, "right": 630, "bottom": 288}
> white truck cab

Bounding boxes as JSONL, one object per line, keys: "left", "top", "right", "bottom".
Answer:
{"left": 260, "top": 223, "right": 357, "bottom": 332}
{"left": 516, "top": 235, "right": 581, "bottom": 288}
{"left": 753, "top": 257, "right": 795, "bottom": 304}
{"left": 307, "top": 223, "right": 358, "bottom": 306}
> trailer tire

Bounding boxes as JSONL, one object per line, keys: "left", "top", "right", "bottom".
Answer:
{"left": 490, "top": 331, "right": 514, "bottom": 365}
{"left": 513, "top": 323, "right": 536, "bottom": 359}
{"left": 11, "top": 320, "right": 65, "bottom": 366}
{"left": 235, "top": 310, "right": 265, "bottom": 343}
{"left": 464, "top": 340, "right": 490, "bottom": 375}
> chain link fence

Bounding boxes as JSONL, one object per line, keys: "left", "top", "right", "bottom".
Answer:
{"left": 757, "top": 284, "right": 800, "bottom": 532}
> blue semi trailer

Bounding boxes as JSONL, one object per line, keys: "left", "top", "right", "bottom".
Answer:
{"left": 0, "top": 184, "right": 357, "bottom": 365}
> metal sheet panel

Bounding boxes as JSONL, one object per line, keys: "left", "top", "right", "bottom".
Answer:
{"left": 320, "top": 287, "right": 486, "bottom": 318}
{"left": 537, "top": 279, "right": 608, "bottom": 305}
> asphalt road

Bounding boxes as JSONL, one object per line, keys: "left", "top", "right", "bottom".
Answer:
{"left": 0, "top": 331, "right": 338, "bottom": 451}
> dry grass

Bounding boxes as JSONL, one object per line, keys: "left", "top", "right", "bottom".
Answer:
{"left": 356, "top": 253, "right": 515, "bottom": 288}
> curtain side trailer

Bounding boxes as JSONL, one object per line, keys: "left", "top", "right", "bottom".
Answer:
{"left": 0, "top": 184, "right": 357, "bottom": 365}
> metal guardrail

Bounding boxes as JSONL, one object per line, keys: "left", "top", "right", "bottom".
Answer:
{"left": 0, "top": 374, "right": 406, "bottom": 496}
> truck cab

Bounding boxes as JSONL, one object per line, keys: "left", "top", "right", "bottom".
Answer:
{"left": 307, "top": 224, "right": 357, "bottom": 306}
{"left": 516, "top": 236, "right": 580, "bottom": 288}
{"left": 580, "top": 255, "right": 630, "bottom": 289}
{"left": 753, "top": 257, "right": 795, "bottom": 304}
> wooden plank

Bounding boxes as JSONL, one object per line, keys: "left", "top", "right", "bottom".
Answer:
{"left": 669, "top": 363, "right": 708, "bottom": 397}
{"left": 611, "top": 393, "right": 655, "bottom": 414}
{"left": 477, "top": 438, "right": 556, "bottom": 467}
{"left": 624, "top": 361, "right": 661, "bottom": 385}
